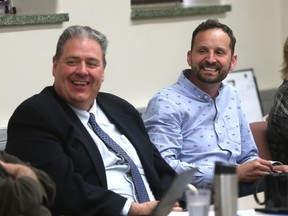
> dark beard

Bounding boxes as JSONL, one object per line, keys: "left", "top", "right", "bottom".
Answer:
{"left": 192, "top": 61, "right": 229, "bottom": 83}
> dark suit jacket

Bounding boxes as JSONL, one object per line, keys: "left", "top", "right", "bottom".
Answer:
{"left": 6, "top": 86, "right": 176, "bottom": 216}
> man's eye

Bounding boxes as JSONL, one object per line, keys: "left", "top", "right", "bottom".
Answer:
{"left": 87, "top": 63, "right": 98, "bottom": 68}
{"left": 215, "top": 49, "right": 225, "bottom": 55}
{"left": 87, "top": 61, "right": 100, "bottom": 68}
{"left": 66, "top": 60, "right": 77, "bottom": 65}
{"left": 198, "top": 49, "right": 207, "bottom": 54}
{"left": 216, "top": 52, "right": 225, "bottom": 56}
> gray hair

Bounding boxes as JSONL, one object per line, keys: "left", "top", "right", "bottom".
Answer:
{"left": 54, "top": 25, "right": 108, "bottom": 66}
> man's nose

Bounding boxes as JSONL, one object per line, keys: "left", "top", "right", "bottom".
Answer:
{"left": 77, "top": 62, "right": 89, "bottom": 75}
{"left": 206, "top": 52, "right": 216, "bottom": 63}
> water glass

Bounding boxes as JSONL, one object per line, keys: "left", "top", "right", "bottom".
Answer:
{"left": 185, "top": 188, "right": 211, "bottom": 216}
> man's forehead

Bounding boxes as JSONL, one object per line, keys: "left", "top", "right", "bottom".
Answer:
{"left": 193, "top": 29, "right": 231, "bottom": 47}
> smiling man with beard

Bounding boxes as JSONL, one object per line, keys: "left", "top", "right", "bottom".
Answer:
{"left": 142, "top": 19, "right": 277, "bottom": 197}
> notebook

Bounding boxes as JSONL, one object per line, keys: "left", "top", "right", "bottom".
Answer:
{"left": 152, "top": 169, "right": 196, "bottom": 216}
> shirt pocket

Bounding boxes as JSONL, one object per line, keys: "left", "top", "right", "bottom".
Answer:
{"left": 222, "top": 115, "right": 241, "bottom": 144}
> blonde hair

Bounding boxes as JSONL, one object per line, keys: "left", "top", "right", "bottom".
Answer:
{"left": 281, "top": 37, "right": 288, "bottom": 80}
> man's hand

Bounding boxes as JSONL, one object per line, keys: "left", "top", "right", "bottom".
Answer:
{"left": 237, "top": 158, "right": 273, "bottom": 182}
{"left": 0, "top": 161, "right": 39, "bottom": 182}
{"left": 171, "top": 202, "right": 182, "bottom": 212}
{"left": 128, "top": 201, "right": 182, "bottom": 216}
{"left": 128, "top": 201, "right": 159, "bottom": 216}
{"left": 273, "top": 165, "right": 288, "bottom": 173}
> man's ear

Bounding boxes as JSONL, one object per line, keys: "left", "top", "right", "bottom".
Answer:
{"left": 229, "top": 54, "right": 238, "bottom": 71}
{"left": 52, "top": 56, "right": 57, "bottom": 77}
{"left": 187, "top": 50, "right": 192, "bottom": 66}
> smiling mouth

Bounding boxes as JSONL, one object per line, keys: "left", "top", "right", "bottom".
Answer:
{"left": 202, "top": 67, "right": 219, "bottom": 74}
{"left": 203, "top": 67, "right": 217, "bottom": 72}
{"left": 72, "top": 81, "right": 89, "bottom": 86}
{"left": 200, "top": 61, "right": 220, "bottom": 72}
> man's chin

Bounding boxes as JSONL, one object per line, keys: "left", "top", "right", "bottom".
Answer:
{"left": 201, "top": 77, "right": 225, "bottom": 84}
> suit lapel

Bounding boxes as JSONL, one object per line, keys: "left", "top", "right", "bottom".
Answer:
{"left": 96, "top": 95, "right": 149, "bottom": 162}
{"left": 60, "top": 99, "right": 108, "bottom": 187}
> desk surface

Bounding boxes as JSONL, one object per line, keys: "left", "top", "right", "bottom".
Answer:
{"left": 238, "top": 192, "right": 263, "bottom": 210}
{"left": 169, "top": 193, "right": 269, "bottom": 216}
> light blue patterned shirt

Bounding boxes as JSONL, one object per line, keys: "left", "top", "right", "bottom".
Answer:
{"left": 142, "top": 69, "right": 258, "bottom": 189}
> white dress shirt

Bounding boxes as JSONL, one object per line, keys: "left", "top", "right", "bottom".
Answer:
{"left": 70, "top": 100, "right": 155, "bottom": 215}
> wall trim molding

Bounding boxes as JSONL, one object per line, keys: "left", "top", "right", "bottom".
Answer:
{"left": 131, "top": 4, "right": 231, "bottom": 20}
{"left": 0, "top": 13, "right": 69, "bottom": 26}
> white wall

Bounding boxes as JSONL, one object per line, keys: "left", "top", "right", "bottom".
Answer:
{"left": 281, "top": 1, "right": 288, "bottom": 48}
{"left": 0, "top": 0, "right": 286, "bottom": 127}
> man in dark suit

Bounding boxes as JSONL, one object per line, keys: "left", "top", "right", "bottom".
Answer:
{"left": 5, "top": 25, "right": 178, "bottom": 216}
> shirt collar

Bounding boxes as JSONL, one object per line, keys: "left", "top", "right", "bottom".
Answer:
{"left": 68, "top": 100, "right": 97, "bottom": 125}
{"left": 179, "top": 69, "right": 225, "bottom": 100}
